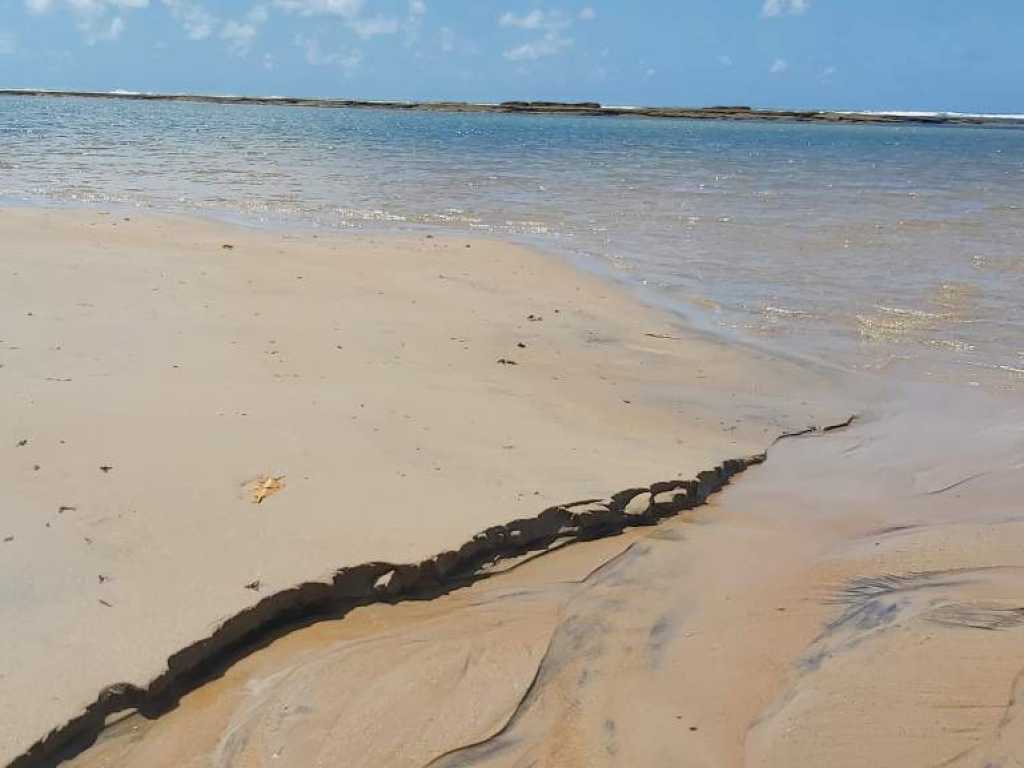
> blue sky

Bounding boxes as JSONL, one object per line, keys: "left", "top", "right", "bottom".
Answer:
{"left": 0, "top": 1, "right": 1020, "bottom": 111}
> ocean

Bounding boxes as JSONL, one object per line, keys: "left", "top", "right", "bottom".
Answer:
{"left": 3, "top": 95, "right": 1023, "bottom": 389}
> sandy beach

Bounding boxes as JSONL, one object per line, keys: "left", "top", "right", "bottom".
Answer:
{"left": 4, "top": 206, "right": 1024, "bottom": 767}
{"left": 0, "top": 207, "right": 856, "bottom": 765}
{"left": 61, "top": 384, "right": 1024, "bottom": 768}
{"left": 3, "top": 0, "right": 1022, "bottom": 762}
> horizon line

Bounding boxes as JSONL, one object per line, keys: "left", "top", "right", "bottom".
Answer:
{"left": 2, "top": 88, "right": 1023, "bottom": 127}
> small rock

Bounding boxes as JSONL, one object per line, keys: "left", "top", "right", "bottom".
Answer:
{"left": 652, "top": 489, "right": 689, "bottom": 512}
{"left": 99, "top": 466, "right": 113, "bottom": 473}
{"left": 16, "top": 439, "right": 28, "bottom": 447}
{"left": 98, "top": 599, "right": 113, "bottom": 608}
{"left": 98, "top": 575, "right": 108, "bottom": 583}
{"left": 517, "top": 342, "right": 527, "bottom": 349}
{"left": 574, "top": 501, "right": 611, "bottom": 515}
{"left": 497, "top": 358, "right": 518, "bottom": 366}
{"left": 222, "top": 243, "right": 235, "bottom": 250}
{"left": 2, "top": 536, "right": 13, "bottom": 543}
{"left": 58, "top": 506, "right": 76, "bottom": 514}
{"left": 623, "top": 492, "right": 652, "bottom": 517}
{"left": 244, "top": 580, "right": 262, "bottom": 591}
{"left": 527, "top": 314, "right": 543, "bottom": 322}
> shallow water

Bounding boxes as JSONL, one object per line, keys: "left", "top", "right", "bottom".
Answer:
{"left": 3, "top": 95, "right": 1023, "bottom": 388}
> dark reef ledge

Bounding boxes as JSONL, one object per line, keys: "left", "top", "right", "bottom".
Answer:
{"left": 2, "top": 90, "right": 1021, "bottom": 127}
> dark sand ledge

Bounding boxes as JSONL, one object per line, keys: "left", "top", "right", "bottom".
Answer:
{"left": 3, "top": 90, "right": 1023, "bottom": 126}
{"left": 10, "top": 447, "right": 800, "bottom": 767}
{"left": 0, "top": 208, "right": 856, "bottom": 765}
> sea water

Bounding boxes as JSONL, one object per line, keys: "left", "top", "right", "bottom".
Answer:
{"left": 2, "top": 95, "right": 1023, "bottom": 389}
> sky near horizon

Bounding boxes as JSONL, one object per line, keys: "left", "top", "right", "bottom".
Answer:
{"left": 0, "top": 1, "right": 1020, "bottom": 112}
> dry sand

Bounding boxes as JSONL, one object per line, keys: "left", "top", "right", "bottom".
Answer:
{"left": 0, "top": 208, "right": 853, "bottom": 765}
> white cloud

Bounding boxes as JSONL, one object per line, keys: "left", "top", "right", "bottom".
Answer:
{"left": 220, "top": 5, "right": 269, "bottom": 54}
{"left": 276, "top": 0, "right": 407, "bottom": 42}
{"left": 401, "top": 0, "right": 425, "bottom": 46}
{"left": 221, "top": 19, "right": 256, "bottom": 53}
{"left": 107, "top": 15, "right": 124, "bottom": 37}
{"left": 161, "top": 0, "right": 216, "bottom": 40}
{"left": 499, "top": 8, "right": 577, "bottom": 62}
{"left": 161, "top": 2, "right": 266, "bottom": 53}
{"left": 25, "top": 0, "right": 147, "bottom": 10}
{"left": 84, "top": 14, "right": 124, "bottom": 43}
{"left": 439, "top": 25, "right": 454, "bottom": 52}
{"left": 761, "top": 0, "right": 809, "bottom": 17}
{"left": 770, "top": 57, "right": 788, "bottom": 74}
{"left": 26, "top": 0, "right": 147, "bottom": 43}
{"left": 718, "top": 54, "right": 733, "bottom": 66}
{"left": 273, "top": 0, "right": 363, "bottom": 18}
{"left": 435, "top": 25, "right": 478, "bottom": 56}
{"left": 0, "top": 32, "right": 16, "bottom": 55}
{"left": 499, "top": 10, "right": 542, "bottom": 29}
{"left": 504, "top": 33, "right": 572, "bottom": 61}
{"left": 348, "top": 14, "right": 399, "bottom": 39}
{"left": 499, "top": 9, "right": 570, "bottom": 31}
{"left": 578, "top": 6, "right": 595, "bottom": 20}
{"left": 247, "top": 4, "right": 268, "bottom": 24}
{"left": 295, "top": 33, "right": 362, "bottom": 73}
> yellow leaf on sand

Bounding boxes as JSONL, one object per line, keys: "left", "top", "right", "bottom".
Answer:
{"left": 249, "top": 475, "right": 285, "bottom": 504}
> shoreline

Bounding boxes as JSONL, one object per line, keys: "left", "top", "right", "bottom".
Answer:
{"left": 0, "top": 207, "right": 856, "bottom": 765}
{"left": 0, "top": 195, "right": 858, "bottom": 397}
{"left": 4, "top": 90, "right": 1024, "bottom": 127}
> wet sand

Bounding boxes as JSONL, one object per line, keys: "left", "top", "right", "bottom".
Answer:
{"left": 63, "top": 383, "right": 1024, "bottom": 768}
{"left": 0, "top": 208, "right": 852, "bottom": 765}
